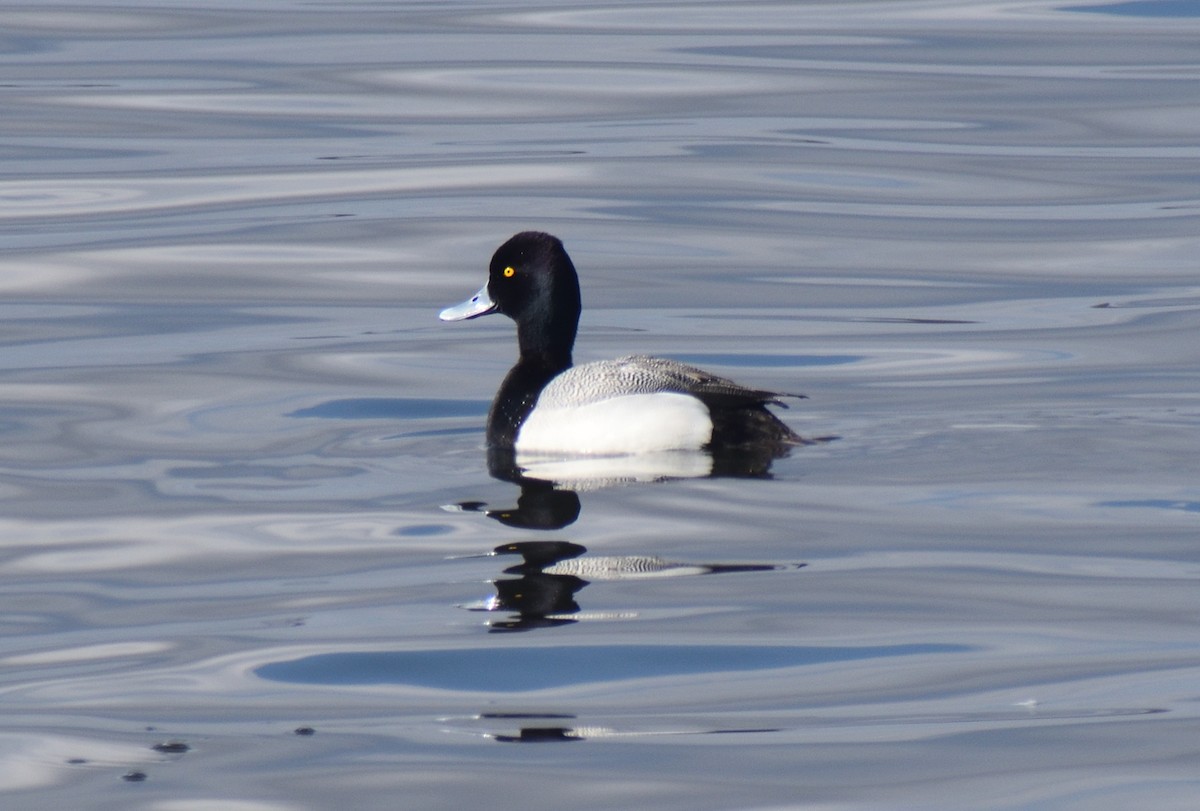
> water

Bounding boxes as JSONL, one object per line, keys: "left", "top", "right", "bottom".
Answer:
{"left": 3, "top": 1, "right": 1199, "bottom": 808}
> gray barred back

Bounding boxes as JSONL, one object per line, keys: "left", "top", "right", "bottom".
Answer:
{"left": 535, "top": 354, "right": 795, "bottom": 410}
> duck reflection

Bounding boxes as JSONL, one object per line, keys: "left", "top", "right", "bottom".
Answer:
{"left": 470, "top": 713, "right": 781, "bottom": 744}
{"left": 458, "top": 540, "right": 803, "bottom": 632}
{"left": 449, "top": 471, "right": 581, "bottom": 530}
{"left": 449, "top": 436, "right": 822, "bottom": 532}
{"left": 466, "top": 713, "right": 603, "bottom": 744}
{"left": 485, "top": 433, "right": 808, "bottom": 490}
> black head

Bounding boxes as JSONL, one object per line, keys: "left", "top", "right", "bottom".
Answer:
{"left": 485, "top": 232, "right": 581, "bottom": 363}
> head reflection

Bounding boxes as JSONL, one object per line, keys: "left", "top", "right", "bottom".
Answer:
{"left": 471, "top": 541, "right": 588, "bottom": 632}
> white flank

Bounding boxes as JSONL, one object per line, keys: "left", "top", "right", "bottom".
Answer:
{"left": 516, "top": 392, "right": 712, "bottom": 455}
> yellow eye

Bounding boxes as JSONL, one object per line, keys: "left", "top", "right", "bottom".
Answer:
{"left": 503, "top": 266, "right": 515, "bottom": 278}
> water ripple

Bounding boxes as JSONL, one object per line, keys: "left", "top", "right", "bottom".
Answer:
{"left": 0, "top": 164, "right": 589, "bottom": 220}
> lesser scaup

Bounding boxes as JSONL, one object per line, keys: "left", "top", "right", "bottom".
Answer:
{"left": 440, "top": 231, "right": 805, "bottom": 456}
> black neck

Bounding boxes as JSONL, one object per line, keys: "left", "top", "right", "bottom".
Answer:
{"left": 486, "top": 355, "right": 571, "bottom": 448}
{"left": 515, "top": 299, "right": 578, "bottom": 370}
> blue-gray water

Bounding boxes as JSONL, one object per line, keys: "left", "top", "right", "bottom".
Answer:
{"left": 3, "top": 1, "right": 1199, "bottom": 808}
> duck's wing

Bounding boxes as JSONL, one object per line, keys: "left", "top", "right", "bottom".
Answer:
{"left": 537, "top": 354, "right": 804, "bottom": 410}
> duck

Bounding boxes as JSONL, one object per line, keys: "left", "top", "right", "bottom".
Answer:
{"left": 439, "top": 231, "right": 806, "bottom": 458}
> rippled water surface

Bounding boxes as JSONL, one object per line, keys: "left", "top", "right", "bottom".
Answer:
{"left": 4, "top": 1, "right": 1200, "bottom": 808}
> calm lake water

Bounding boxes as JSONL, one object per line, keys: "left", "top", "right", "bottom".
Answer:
{"left": 3, "top": 1, "right": 1200, "bottom": 808}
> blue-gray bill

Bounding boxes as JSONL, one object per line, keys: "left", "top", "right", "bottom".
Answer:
{"left": 439, "top": 285, "right": 497, "bottom": 321}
